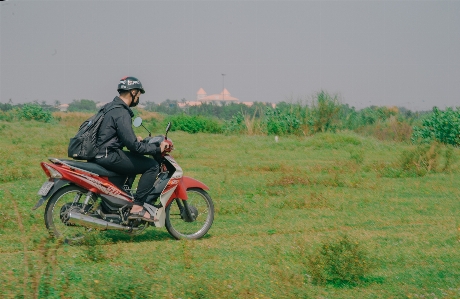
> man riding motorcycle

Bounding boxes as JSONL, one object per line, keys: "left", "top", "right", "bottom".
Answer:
{"left": 91, "top": 76, "right": 168, "bottom": 222}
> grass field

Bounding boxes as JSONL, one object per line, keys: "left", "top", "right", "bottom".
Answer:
{"left": 0, "top": 115, "right": 459, "bottom": 298}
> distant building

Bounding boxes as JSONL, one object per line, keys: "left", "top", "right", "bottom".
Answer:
{"left": 196, "top": 88, "right": 207, "bottom": 101}
{"left": 198, "top": 88, "right": 239, "bottom": 105}
{"left": 57, "top": 104, "right": 69, "bottom": 111}
{"left": 177, "top": 88, "right": 277, "bottom": 109}
{"left": 96, "top": 102, "right": 107, "bottom": 109}
{"left": 177, "top": 101, "right": 202, "bottom": 108}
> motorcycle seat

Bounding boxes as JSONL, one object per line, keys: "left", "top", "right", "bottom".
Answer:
{"left": 60, "top": 159, "right": 121, "bottom": 177}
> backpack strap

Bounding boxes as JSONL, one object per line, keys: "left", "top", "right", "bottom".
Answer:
{"left": 102, "top": 104, "right": 123, "bottom": 114}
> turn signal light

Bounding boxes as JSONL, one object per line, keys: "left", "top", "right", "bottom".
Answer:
{"left": 42, "top": 163, "right": 63, "bottom": 178}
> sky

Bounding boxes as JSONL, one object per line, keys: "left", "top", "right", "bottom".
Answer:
{"left": 1, "top": 0, "right": 459, "bottom": 111}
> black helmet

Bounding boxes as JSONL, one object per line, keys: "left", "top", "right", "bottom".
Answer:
{"left": 117, "top": 76, "right": 145, "bottom": 94}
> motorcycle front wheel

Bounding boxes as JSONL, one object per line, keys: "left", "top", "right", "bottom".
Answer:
{"left": 44, "top": 185, "right": 96, "bottom": 244}
{"left": 165, "top": 188, "right": 214, "bottom": 240}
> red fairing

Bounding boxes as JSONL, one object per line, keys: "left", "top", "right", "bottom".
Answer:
{"left": 172, "top": 176, "right": 209, "bottom": 200}
{"left": 40, "top": 162, "right": 133, "bottom": 202}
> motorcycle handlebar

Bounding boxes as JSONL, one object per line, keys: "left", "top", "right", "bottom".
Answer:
{"left": 142, "top": 135, "right": 173, "bottom": 153}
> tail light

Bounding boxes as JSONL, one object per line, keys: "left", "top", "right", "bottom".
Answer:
{"left": 41, "top": 163, "right": 62, "bottom": 178}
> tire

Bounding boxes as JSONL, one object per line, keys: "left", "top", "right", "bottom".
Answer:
{"left": 165, "top": 188, "right": 214, "bottom": 240}
{"left": 44, "top": 185, "right": 96, "bottom": 244}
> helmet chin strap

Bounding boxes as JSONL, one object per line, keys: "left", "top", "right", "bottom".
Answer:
{"left": 130, "top": 90, "right": 139, "bottom": 107}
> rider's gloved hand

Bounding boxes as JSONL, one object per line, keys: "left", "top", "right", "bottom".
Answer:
{"left": 160, "top": 141, "right": 169, "bottom": 152}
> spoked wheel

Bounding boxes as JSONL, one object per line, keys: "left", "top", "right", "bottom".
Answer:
{"left": 44, "top": 185, "right": 97, "bottom": 244}
{"left": 165, "top": 188, "right": 214, "bottom": 240}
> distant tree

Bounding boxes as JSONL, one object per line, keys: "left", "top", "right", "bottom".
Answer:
{"left": 68, "top": 99, "right": 97, "bottom": 112}
{"left": 143, "top": 101, "right": 157, "bottom": 111}
{"left": 0, "top": 102, "right": 13, "bottom": 111}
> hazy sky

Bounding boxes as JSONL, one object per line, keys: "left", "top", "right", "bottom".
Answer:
{"left": 1, "top": 0, "right": 459, "bottom": 111}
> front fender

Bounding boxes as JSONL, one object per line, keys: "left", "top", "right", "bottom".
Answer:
{"left": 32, "top": 179, "right": 70, "bottom": 210}
{"left": 183, "top": 176, "right": 209, "bottom": 190}
{"left": 171, "top": 176, "right": 209, "bottom": 201}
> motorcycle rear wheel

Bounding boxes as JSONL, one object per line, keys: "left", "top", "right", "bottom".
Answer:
{"left": 44, "top": 185, "right": 96, "bottom": 244}
{"left": 165, "top": 188, "right": 214, "bottom": 240}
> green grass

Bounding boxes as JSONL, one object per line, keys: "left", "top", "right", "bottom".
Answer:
{"left": 1, "top": 118, "right": 460, "bottom": 298}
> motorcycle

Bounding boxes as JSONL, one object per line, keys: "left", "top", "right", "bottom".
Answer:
{"left": 33, "top": 119, "right": 214, "bottom": 243}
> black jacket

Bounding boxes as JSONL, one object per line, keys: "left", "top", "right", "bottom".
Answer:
{"left": 96, "top": 97, "right": 161, "bottom": 156}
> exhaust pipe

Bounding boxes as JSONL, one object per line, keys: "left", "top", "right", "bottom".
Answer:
{"left": 68, "top": 210, "right": 137, "bottom": 232}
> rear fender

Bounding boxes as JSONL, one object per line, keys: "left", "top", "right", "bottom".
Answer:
{"left": 32, "top": 179, "right": 70, "bottom": 210}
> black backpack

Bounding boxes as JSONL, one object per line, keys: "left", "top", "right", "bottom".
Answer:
{"left": 67, "top": 105, "right": 122, "bottom": 160}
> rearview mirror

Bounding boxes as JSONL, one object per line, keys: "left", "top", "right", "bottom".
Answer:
{"left": 133, "top": 117, "right": 143, "bottom": 128}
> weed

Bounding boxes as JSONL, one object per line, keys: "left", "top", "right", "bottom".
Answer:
{"left": 356, "top": 116, "right": 413, "bottom": 142}
{"left": 81, "top": 232, "right": 111, "bottom": 262}
{"left": 308, "top": 90, "right": 341, "bottom": 133}
{"left": 374, "top": 141, "right": 457, "bottom": 178}
{"left": 269, "top": 176, "right": 311, "bottom": 187}
{"left": 349, "top": 148, "right": 364, "bottom": 164}
{"left": 306, "top": 235, "right": 374, "bottom": 286}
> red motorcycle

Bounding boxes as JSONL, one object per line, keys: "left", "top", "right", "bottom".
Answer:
{"left": 33, "top": 120, "right": 214, "bottom": 243}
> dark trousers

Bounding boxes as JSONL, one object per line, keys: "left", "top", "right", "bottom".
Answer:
{"left": 94, "top": 149, "right": 159, "bottom": 205}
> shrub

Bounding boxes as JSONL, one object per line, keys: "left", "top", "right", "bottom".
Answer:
{"left": 308, "top": 91, "right": 341, "bottom": 133}
{"left": 0, "top": 110, "right": 17, "bottom": 122}
{"left": 355, "top": 116, "right": 413, "bottom": 142}
{"left": 307, "top": 235, "right": 373, "bottom": 286}
{"left": 165, "top": 114, "right": 223, "bottom": 134}
{"left": 264, "top": 107, "right": 302, "bottom": 135}
{"left": 412, "top": 107, "right": 460, "bottom": 146}
{"left": 19, "top": 104, "right": 54, "bottom": 123}
{"left": 378, "top": 141, "right": 457, "bottom": 178}
{"left": 400, "top": 141, "right": 456, "bottom": 175}
{"left": 224, "top": 111, "right": 246, "bottom": 134}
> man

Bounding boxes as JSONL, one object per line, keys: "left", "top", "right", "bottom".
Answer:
{"left": 93, "top": 76, "right": 168, "bottom": 222}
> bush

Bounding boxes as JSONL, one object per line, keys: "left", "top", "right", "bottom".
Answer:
{"left": 165, "top": 114, "right": 223, "bottom": 134}
{"left": 355, "top": 116, "right": 413, "bottom": 142}
{"left": 264, "top": 107, "right": 302, "bottom": 135}
{"left": 412, "top": 107, "right": 460, "bottom": 146}
{"left": 19, "top": 104, "right": 54, "bottom": 123}
{"left": 308, "top": 91, "right": 341, "bottom": 133}
{"left": 400, "top": 142, "right": 456, "bottom": 175}
{"left": 378, "top": 141, "right": 457, "bottom": 178}
{"left": 224, "top": 111, "right": 246, "bottom": 134}
{"left": 0, "top": 110, "right": 17, "bottom": 122}
{"left": 307, "top": 235, "right": 373, "bottom": 286}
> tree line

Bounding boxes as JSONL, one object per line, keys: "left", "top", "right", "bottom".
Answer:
{"left": 1, "top": 92, "right": 459, "bottom": 146}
